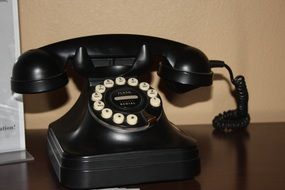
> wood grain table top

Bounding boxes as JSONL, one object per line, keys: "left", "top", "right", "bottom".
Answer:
{"left": 0, "top": 123, "right": 284, "bottom": 190}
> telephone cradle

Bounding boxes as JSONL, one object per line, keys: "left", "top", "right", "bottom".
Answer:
{"left": 11, "top": 34, "right": 250, "bottom": 189}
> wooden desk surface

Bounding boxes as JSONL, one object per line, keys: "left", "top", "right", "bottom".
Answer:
{"left": 1, "top": 123, "right": 285, "bottom": 190}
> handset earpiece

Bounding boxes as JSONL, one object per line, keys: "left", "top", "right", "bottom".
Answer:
{"left": 11, "top": 49, "right": 68, "bottom": 93}
{"left": 157, "top": 48, "right": 213, "bottom": 93}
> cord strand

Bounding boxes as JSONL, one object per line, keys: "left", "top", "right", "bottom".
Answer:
{"left": 210, "top": 60, "right": 250, "bottom": 132}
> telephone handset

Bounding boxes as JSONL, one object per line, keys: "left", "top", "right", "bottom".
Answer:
{"left": 11, "top": 34, "right": 250, "bottom": 189}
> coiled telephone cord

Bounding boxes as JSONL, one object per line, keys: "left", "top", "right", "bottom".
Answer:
{"left": 210, "top": 60, "right": 250, "bottom": 132}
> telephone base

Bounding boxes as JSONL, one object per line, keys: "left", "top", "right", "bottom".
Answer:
{"left": 47, "top": 128, "right": 200, "bottom": 189}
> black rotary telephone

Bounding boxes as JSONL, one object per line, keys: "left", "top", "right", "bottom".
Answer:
{"left": 11, "top": 34, "right": 250, "bottom": 189}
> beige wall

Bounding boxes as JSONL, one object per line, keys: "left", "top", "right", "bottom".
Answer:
{"left": 18, "top": 0, "right": 285, "bottom": 129}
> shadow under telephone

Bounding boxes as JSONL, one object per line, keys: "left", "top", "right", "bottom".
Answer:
{"left": 11, "top": 34, "right": 250, "bottom": 189}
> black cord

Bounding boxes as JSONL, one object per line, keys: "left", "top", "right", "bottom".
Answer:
{"left": 210, "top": 60, "right": 250, "bottom": 132}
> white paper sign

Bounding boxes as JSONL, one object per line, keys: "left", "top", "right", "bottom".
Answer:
{"left": 0, "top": 0, "right": 25, "bottom": 153}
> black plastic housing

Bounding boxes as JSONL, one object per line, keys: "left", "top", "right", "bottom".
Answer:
{"left": 11, "top": 49, "right": 68, "bottom": 93}
{"left": 47, "top": 86, "right": 200, "bottom": 189}
{"left": 10, "top": 34, "right": 209, "bottom": 189}
{"left": 11, "top": 34, "right": 213, "bottom": 94}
